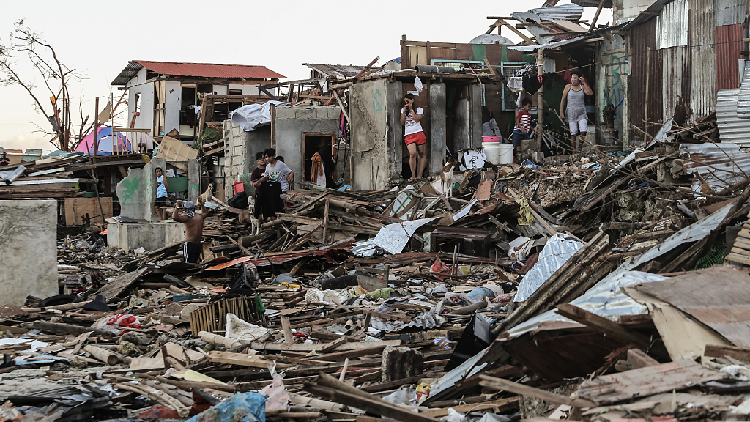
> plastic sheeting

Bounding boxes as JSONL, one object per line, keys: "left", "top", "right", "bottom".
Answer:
{"left": 231, "top": 101, "right": 285, "bottom": 131}
{"left": 187, "top": 392, "right": 266, "bottom": 422}
{"left": 514, "top": 234, "right": 584, "bottom": 303}
{"left": 372, "top": 218, "right": 436, "bottom": 254}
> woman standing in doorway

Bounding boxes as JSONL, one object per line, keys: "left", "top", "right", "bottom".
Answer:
{"left": 401, "top": 94, "right": 427, "bottom": 180}
{"left": 560, "top": 70, "right": 593, "bottom": 153}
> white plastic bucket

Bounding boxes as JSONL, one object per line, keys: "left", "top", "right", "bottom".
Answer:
{"left": 483, "top": 142, "right": 513, "bottom": 165}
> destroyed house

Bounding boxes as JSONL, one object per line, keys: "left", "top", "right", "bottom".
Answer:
{"left": 583, "top": 0, "right": 749, "bottom": 144}
{"left": 111, "top": 60, "right": 285, "bottom": 143}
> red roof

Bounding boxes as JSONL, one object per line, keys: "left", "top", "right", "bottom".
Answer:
{"left": 135, "top": 60, "right": 285, "bottom": 80}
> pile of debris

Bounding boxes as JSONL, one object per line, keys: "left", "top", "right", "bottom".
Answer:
{"left": 3, "top": 126, "right": 750, "bottom": 422}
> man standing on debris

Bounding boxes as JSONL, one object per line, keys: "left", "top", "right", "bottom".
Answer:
{"left": 255, "top": 148, "right": 293, "bottom": 221}
{"left": 173, "top": 198, "right": 209, "bottom": 264}
{"left": 401, "top": 93, "right": 427, "bottom": 180}
{"left": 155, "top": 167, "right": 169, "bottom": 221}
{"left": 250, "top": 152, "right": 267, "bottom": 220}
{"left": 512, "top": 98, "right": 536, "bottom": 162}
{"left": 560, "top": 70, "right": 593, "bottom": 153}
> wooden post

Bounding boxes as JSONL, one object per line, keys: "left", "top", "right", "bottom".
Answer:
{"left": 537, "top": 57, "right": 548, "bottom": 151}
{"left": 322, "top": 198, "right": 330, "bottom": 244}
{"left": 590, "top": 0, "right": 607, "bottom": 32}
{"left": 93, "top": 97, "right": 99, "bottom": 156}
{"left": 111, "top": 93, "right": 117, "bottom": 155}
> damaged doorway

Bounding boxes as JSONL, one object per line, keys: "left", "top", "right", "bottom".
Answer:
{"left": 303, "top": 133, "right": 334, "bottom": 186}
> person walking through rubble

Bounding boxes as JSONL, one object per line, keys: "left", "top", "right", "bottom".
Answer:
{"left": 560, "top": 70, "right": 593, "bottom": 153}
{"left": 172, "top": 198, "right": 209, "bottom": 264}
{"left": 401, "top": 93, "right": 427, "bottom": 180}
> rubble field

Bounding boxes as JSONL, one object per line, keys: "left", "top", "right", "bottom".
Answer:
{"left": 4, "top": 120, "right": 750, "bottom": 422}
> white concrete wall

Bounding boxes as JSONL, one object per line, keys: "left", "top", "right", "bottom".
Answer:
{"left": 165, "top": 80, "right": 182, "bottom": 135}
{"left": 127, "top": 68, "right": 155, "bottom": 138}
{"left": 0, "top": 200, "right": 58, "bottom": 305}
{"left": 213, "top": 85, "right": 228, "bottom": 95}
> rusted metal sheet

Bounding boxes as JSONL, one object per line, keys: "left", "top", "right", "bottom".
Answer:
{"left": 716, "top": 24, "right": 744, "bottom": 90}
{"left": 660, "top": 46, "right": 691, "bottom": 122}
{"left": 689, "top": 0, "right": 717, "bottom": 119}
{"left": 716, "top": 0, "right": 749, "bottom": 26}
{"left": 629, "top": 19, "right": 663, "bottom": 143}
{"left": 303, "top": 64, "right": 368, "bottom": 80}
{"left": 206, "top": 239, "right": 354, "bottom": 270}
{"left": 578, "top": 359, "right": 728, "bottom": 404}
{"left": 135, "top": 60, "right": 285, "bottom": 80}
{"left": 680, "top": 143, "right": 750, "bottom": 193}
{"left": 634, "top": 266, "right": 750, "bottom": 348}
{"left": 655, "top": 0, "right": 688, "bottom": 49}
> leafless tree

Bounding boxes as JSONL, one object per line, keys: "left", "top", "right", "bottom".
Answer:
{"left": 0, "top": 19, "right": 93, "bottom": 151}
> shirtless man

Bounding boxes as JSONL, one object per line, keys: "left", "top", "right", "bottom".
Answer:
{"left": 172, "top": 199, "right": 209, "bottom": 264}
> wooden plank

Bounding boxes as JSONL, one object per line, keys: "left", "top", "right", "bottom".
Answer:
{"left": 305, "top": 384, "right": 440, "bottom": 422}
{"left": 634, "top": 266, "right": 750, "bottom": 348}
{"left": 281, "top": 316, "right": 293, "bottom": 345}
{"left": 95, "top": 267, "right": 150, "bottom": 301}
{"left": 207, "top": 351, "right": 291, "bottom": 368}
{"left": 248, "top": 339, "right": 401, "bottom": 352}
{"left": 421, "top": 397, "right": 519, "bottom": 418}
{"left": 577, "top": 360, "right": 727, "bottom": 404}
{"left": 64, "top": 197, "right": 114, "bottom": 226}
{"left": 555, "top": 304, "right": 650, "bottom": 348}
{"left": 705, "top": 344, "right": 750, "bottom": 363}
{"left": 479, "top": 375, "right": 597, "bottom": 408}
{"left": 318, "top": 345, "right": 388, "bottom": 362}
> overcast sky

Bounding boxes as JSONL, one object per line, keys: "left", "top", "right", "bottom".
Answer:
{"left": 0, "top": 1, "right": 610, "bottom": 153}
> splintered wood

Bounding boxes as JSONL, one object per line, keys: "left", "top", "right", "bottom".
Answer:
{"left": 189, "top": 296, "right": 265, "bottom": 335}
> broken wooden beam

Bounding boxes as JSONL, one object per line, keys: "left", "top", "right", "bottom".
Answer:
{"left": 479, "top": 375, "right": 597, "bottom": 408}
{"left": 555, "top": 303, "right": 651, "bottom": 348}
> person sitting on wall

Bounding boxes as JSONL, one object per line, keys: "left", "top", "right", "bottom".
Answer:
{"left": 250, "top": 152, "right": 267, "bottom": 222}
{"left": 172, "top": 199, "right": 209, "bottom": 264}
{"left": 155, "top": 167, "right": 169, "bottom": 221}
{"left": 512, "top": 98, "right": 537, "bottom": 162}
{"left": 560, "top": 69, "right": 593, "bottom": 154}
{"left": 401, "top": 93, "right": 427, "bottom": 181}
{"left": 256, "top": 148, "right": 294, "bottom": 221}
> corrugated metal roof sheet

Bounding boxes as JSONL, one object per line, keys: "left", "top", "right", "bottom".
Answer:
{"left": 736, "top": 60, "right": 750, "bottom": 117}
{"left": 717, "top": 88, "right": 750, "bottom": 146}
{"left": 529, "top": 4, "right": 584, "bottom": 21}
{"left": 656, "top": 0, "right": 688, "bottom": 49}
{"left": 111, "top": 61, "right": 143, "bottom": 86}
{"left": 303, "top": 63, "right": 368, "bottom": 79}
{"left": 716, "top": 0, "right": 749, "bottom": 26}
{"left": 680, "top": 142, "right": 750, "bottom": 193}
{"left": 716, "top": 24, "right": 744, "bottom": 90}
{"left": 689, "top": 0, "right": 717, "bottom": 119}
{"left": 111, "top": 60, "right": 285, "bottom": 85}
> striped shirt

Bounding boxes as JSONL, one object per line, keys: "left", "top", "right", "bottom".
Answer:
{"left": 514, "top": 110, "right": 531, "bottom": 133}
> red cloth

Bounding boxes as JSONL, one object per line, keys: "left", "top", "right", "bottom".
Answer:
{"left": 405, "top": 131, "right": 427, "bottom": 146}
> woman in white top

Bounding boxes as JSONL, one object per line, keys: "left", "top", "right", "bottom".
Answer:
{"left": 400, "top": 94, "right": 427, "bottom": 180}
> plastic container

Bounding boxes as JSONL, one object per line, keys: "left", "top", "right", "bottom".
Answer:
{"left": 483, "top": 142, "right": 513, "bottom": 165}
{"left": 482, "top": 135, "right": 501, "bottom": 143}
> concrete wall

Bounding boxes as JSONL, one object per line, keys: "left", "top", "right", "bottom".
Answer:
{"left": 108, "top": 221, "right": 185, "bottom": 252}
{"left": 116, "top": 158, "right": 165, "bottom": 222}
{"left": 350, "top": 79, "right": 403, "bottom": 190}
{"left": 469, "top": 84, "right": 483, "bottom": 148}
{"left": 274, "top": 106, "right": 341, "bottom": 188}
{"left": 0, "top": 200, "right": 58, "bottom": 305}
{"left": 223, "top": 121, "right": 272, "bottom": 200}
{"left": 453, "top": 86, "right": 471, "bottom": 151}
